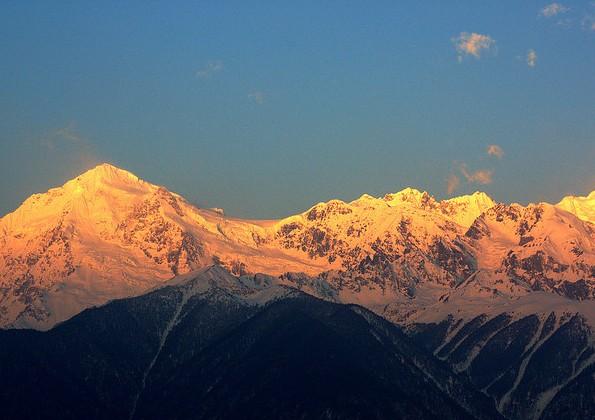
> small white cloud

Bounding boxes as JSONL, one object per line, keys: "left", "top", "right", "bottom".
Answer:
{"left": 526, "top": 49, "right": 538, "bottom": 67}
{"left": 540, "top": 3, "right": 569, "bottom": 18}
{"left": 460, "top": 164, "right": 493, "bottom": 185}
{"left": 452, "top": 32, "right": 496, "bottom": 61}
{"left": 446, "top": 174, "right": 461, "bottom": 195}
{"left": 195, "top": 60, "right": 223, "bottom": 79}
{"left": 487, "top": 144, "right": 505, "bottom": 159}
{"left": 248, "top": 91, "right": 265, "bottom": 105}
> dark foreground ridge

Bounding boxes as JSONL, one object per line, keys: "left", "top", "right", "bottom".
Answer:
{"left": 0, "top": 268, "right": 501, "bottom": 420}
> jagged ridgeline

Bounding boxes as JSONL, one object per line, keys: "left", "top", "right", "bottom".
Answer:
{"left": 1, "top": 163, "right": 593, "bottom": 329}
{"left": 1, "top": 164, "right": 594, "bottom": 419}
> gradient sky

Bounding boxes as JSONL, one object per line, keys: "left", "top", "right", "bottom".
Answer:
{"left": 1, "top": 1, "right": 594, "bottom": 218}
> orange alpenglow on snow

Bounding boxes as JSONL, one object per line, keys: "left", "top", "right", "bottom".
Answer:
{"left": 0, "top": 163, "right": 594, "bottom": 330}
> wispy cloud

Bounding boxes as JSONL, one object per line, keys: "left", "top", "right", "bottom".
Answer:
{"left": 38, "top": 122, "right": 100, "bottom": 169}
{"left": 195, "top": 60, "right": 223, "bottom": 79}
{"left": 460, "top": 164, "right": 493, "bottom": 185}
{"left": 452, "top": 32, "right": 496, "bottom": 61}
{"left": 41, "top": 122, "right": 88, "bottom": 150}
{"left": 248, "top": 91, "right": 265, "bottom": 105}
{"left": 446, "top": 174, "right": 461, "bottom": 195}
{"left": 540, "top": 3, "right": 569, "bottom": 18}
{"left": 446, "top": 162, "right": 495, "bottom": 195}
{"left": 487, "top": 144, "right": 504, "bottom": 159}
{"left": 526, "top": 49, "right": 538, "bottom": 67}
{"left": 555, "top": 17, "right": 575, "bottom": 28}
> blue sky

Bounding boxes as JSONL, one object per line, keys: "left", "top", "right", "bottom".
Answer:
{"left": 1, "top": 1, "right": 594, "bottom": 218}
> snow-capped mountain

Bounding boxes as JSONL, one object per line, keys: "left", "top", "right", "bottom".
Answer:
{"left": 556, "top": 191, "right": 595, "bottom": 224}
{"left": 0, "top": 163, "right": 593, "bottom": 330}
{"left": 1, "top": 164, "right": 594, "bottom": 418}
{"left": 268, "top": 188, "right": 489, "bottom": 306}
{"left": 0, "top": 164, "right": 326, "bottom": 328}
{"left": 466, "top": 202, "right": 595, "bottom": 298}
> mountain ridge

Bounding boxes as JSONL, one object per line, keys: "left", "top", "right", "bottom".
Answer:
{"left": 0, "top": 267, "right": 505, "bottom": 420}
{"left": 0, "top": 163, "right": 593, "bottom": 329}
{"left": 1, "top": 164, "right": 593, "bottom": 418}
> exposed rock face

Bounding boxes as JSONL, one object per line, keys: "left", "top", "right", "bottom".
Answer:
{"left": 270, "top": 190, "right": 488, "bottom": 299}
{"left": 467, "top": 203, "right": 595, "bottom": 299}
{"left": 0, "top": 164, "right": 212, "bottom": 328}
{"left": 0, "top": 163, "right": 593, "bottom": 331}
{"left": 1, "top": 164, "right": 594, "bottom": 419}
{"left": 0, "top": 164, "right": 323, "bottom": 328}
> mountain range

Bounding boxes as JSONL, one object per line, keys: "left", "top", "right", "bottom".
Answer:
{"left": 1, "top": 163, "right": 594, "bottom": 419}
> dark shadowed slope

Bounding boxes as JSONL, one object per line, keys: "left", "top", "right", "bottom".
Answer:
{"left": 0, "top": 266, "right": 500, "bottom": 420}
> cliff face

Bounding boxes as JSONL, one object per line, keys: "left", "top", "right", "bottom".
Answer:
{"left": 1, "top": 163, "right": 593, "bottom": 329}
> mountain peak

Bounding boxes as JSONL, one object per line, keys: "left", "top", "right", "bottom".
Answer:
{"left": 73, "top": 163, "right": 141, "bottom": 185}
{"left": 0, "top": 163, "right": 161, "bottom": 240}
{"left": 58, "top": 163, "right": 152, "bottom": 198}
{"left": 383, "top": 187, "right": 432, "bottom": 207}
{"left": 556, "top": 190, "right": 595, "bottom": 223}
{"left": 392, "top": 187, "right": 426, "bottom": 198}
{"left": 397, "top": 186, "right": 424, "bottom": 195}
{"left": 471, "top": 190, "right": 489, "bottom": 197}
{"left": 446, "top": 191, "right": 494, "bottom": 206}
{"left": 1, "top": 163, "right": 594, "bottom": 332}
{"left": 436, "top": 191, "right": 495, "bottom": 228}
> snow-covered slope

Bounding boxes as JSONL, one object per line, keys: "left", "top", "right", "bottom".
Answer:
{"left": 466, "top": 203, "right": 595, "bottom": 298}
{"left": 1, "top": 163, "right": 593, "bottom": 330}
{"left": 0, "top": 164, "right": 325, "bottom": 328}
{"left": 403, "top": 291, "right": 594, "bottom": 420}
{"left": 382, "top": 188, "right": 495, "bottom": 228}
{"left": 556, "top": 191, "right": 595, "bottom": 224}
{"left": 269, "top": 189, "right": 480, "bottom": 306}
